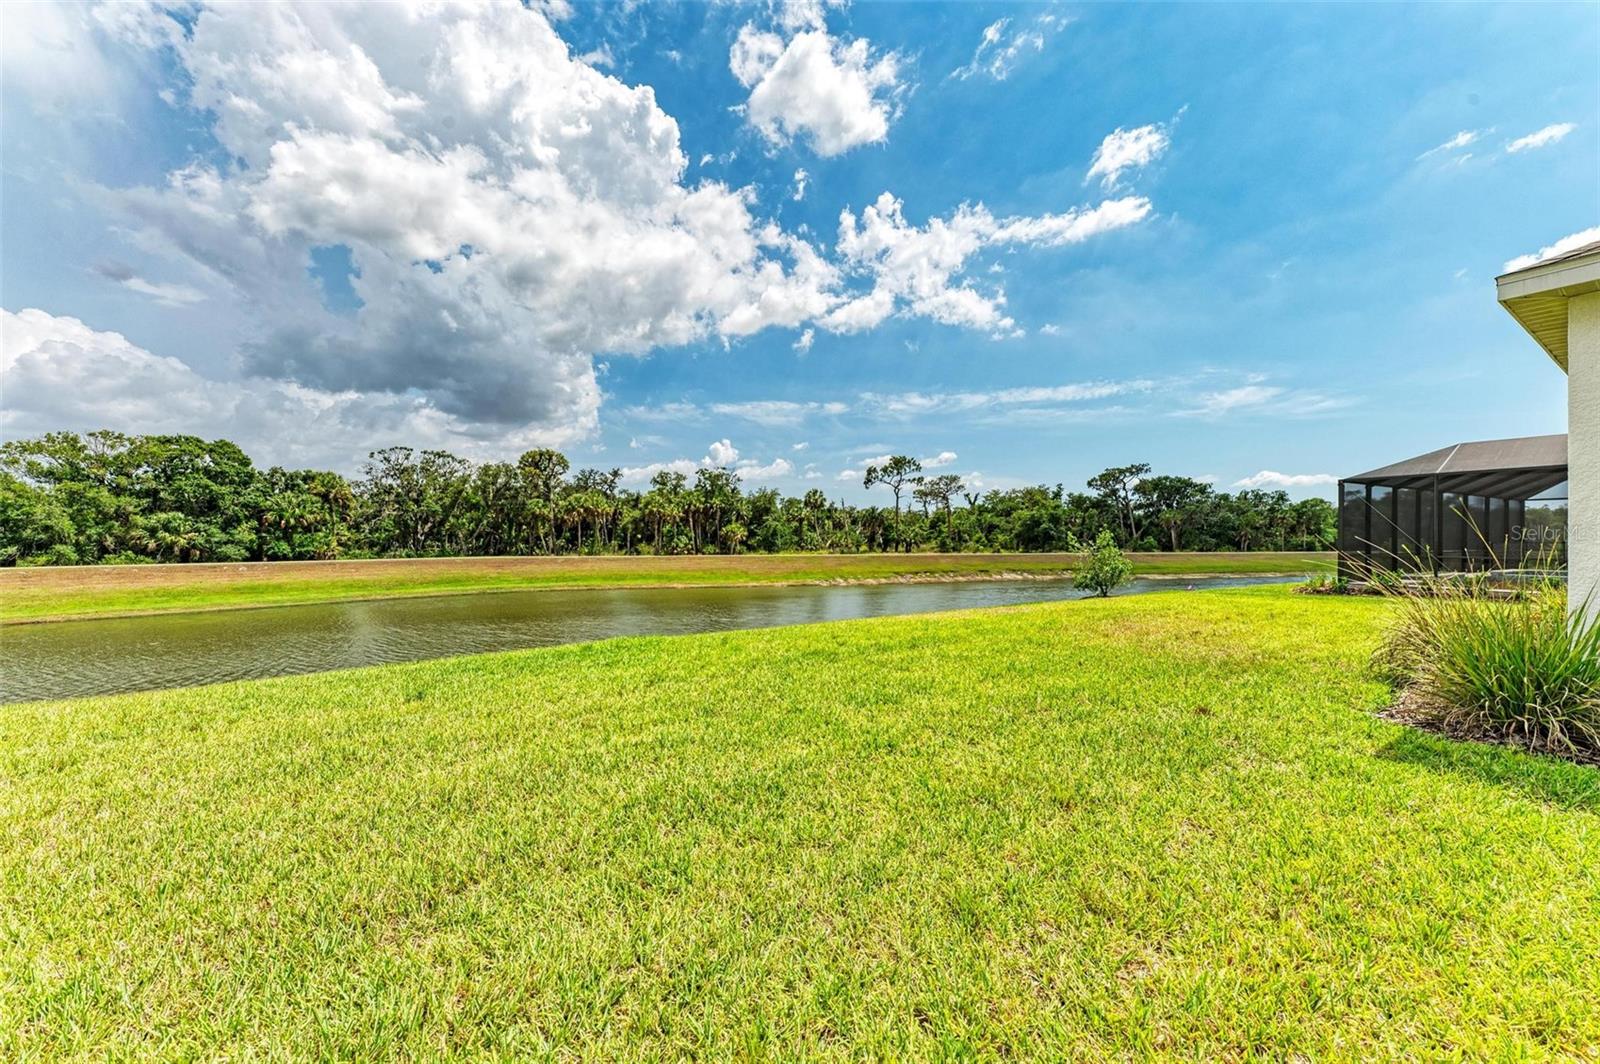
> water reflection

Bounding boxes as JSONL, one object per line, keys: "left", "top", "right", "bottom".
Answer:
{"left": 2, "top": 575, "right": 1289, "bottom": 703}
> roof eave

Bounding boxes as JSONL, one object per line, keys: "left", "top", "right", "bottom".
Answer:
{"left": 1495, "top": 250, "right": 1600, "bottom": 373}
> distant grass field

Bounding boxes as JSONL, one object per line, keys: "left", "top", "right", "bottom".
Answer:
{"left": 5, "top": 586, "right": 1597, "bottom": 1059}
{"left": 0, "top": 550, "right": 1332, "bottom": 623}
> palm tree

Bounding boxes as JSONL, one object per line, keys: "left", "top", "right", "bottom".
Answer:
{"left": 802, "top": 488, "right": 828, "bottom": 550}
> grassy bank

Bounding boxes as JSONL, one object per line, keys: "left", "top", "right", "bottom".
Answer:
{"left": 0, "top": 550, "right": 1331, "bottom": 623}
{"left": 5, "top": 587, "right": 1597, "bottom": 1059}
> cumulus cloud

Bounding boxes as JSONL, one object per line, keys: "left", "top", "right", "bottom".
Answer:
{"left": 793, "top": 327, "right": 815, "bottom": 351}
{"left": 1233, "top": 471, "right": 1337, "bottom": 489}
{"left": 778, "top": 0, "right": 835, "bottom": 33}
{"left": 1503, "top": 226, "right": 1600, "bottom": 272}
{"left": 730, "top": 16, "right": 904, "bottom": 156}
{"left": 792, "top": 168, "right": 809, "bottom": 201}
{"left": 737, "top": 456, "right": 795, "bottom": 481}
{"left": 949, "top": 13, "right": 1065, "bottom": 81}
{"left": 0, "top": 1, "right": 171, "bottom": 110}
{"left": 1506, "top": 122, "right": 1576, "bottom": 153}
{"left": 1086, "top": 115, "right": 1178, "bottom": 189}
{"left": 0, "top": 307, "right": 561, "bottom": 470}
{"left": 827, "top": 193, "right": 1151, "bottom": 333}
{"left": 618, "top": 439, "right": 794, "bottom": 485}
{"left": 618, "top": 458, "right": 700, "bottom": 484}
{"left": 5, "top": 2, "right": 1163, "bottom": 467}
{"left": 84, "top": 2, "right": 871, "bottom": 446}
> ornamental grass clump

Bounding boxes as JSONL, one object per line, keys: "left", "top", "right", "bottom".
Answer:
{"left": 1378, "top": 581, "right": 1600, "bottom": 760}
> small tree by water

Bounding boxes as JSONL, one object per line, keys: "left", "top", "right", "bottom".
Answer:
{"left": 1074, "top": 530, "right": 1133, "bottom": 598}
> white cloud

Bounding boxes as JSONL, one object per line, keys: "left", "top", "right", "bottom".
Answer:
{"left": 622, "top": 401, "right": 703, "bottom": 423}
{"left": 949, "top": 13, "right": 1065, "bottom": 82}
{"left": 837, "top": 449, "right": 955, "bottom": 481}
{"left": 638, "top": 379, "right": 1148, "bottom": 427}
{"left": 1179, "top": 383, "right": 1348, "bottom": 418}
{"left": 736, "top": 456, "right": 794, "bottom": 481}
{"left": 709, "top": 399, "right": 846, "bottom": 426}
{"left": 792, "top": 441, "right": 810, "bottom": 451}
{"left": 1186, "top": 384, "right": 1281, "bottom": 415}
{"left": 1038, "top": 323, "right": 1062, "bottom": 336}
{"left": 778, "top": 0, "right": 834, "bottom": 33}
{"left": 1086, "top": 118, "right": 1175, "bottom": 189}
{"left": 793, "top": 327, "right": 815, "bottom": 352}
{"left": 1416, "top": 128, "right": 1485, "bottom": 161}
{"left": 91, "top": 262, "right": 206, "bottom": 307}
{"left": 619, "top": 458, "right": 700, "bottom": 485}
{"left": 827, "top": 192, "right": 1151, "bottom": 333}
{"left": 1233, "top": 471, "right": 1337, "bottom": 489}
{"left": 0, "top": 1, "right": 173, "bottom": 110}
{"left": 576, "top": 43, "right": 614, "bottom": 68}
{"left": 861, "top": 380, "right": 1148, "bottom": 415}
{"left": 0, "top": 307, "right": 564, "bottom": 471}
{"left": 120, "top": 277, "right": 206, "bottom": 307}
{"left": 1503, "top": 226, "right": 1600, "bottom": 272}
{"left": 619, "top": 443, "right": 794, "bottom": 485}
{"left": 730, "top": 20, "right": 904, "bottom": 156}
{"left": 1506, "top": 122, "right": 1576, "bottom": 154}
{"left": 792, "top": 168, "right": 809, "bottom": 201}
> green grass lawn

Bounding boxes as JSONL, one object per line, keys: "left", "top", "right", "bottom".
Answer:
{"left": 0, "top": 551, "right": 1332, "bottom": 624}
{"left": 5, "top": 586, "right": 1596, "bottom": 1059}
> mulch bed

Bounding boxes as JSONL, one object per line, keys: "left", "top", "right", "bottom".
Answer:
{"left": 1378, "top": 686, "right": 1600, "bottom": 768}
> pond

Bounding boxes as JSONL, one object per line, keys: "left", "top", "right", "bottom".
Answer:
{"left": 2, "top": 575, "right": 1292, "bottom": 703}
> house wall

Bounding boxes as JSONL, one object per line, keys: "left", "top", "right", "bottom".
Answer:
{"left": 1570, "top": 291, "right": 1600, "bottom": 620}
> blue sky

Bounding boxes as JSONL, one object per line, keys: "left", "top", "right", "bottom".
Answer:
{"left": 1, "top": 1, "right": 1594, "bottom": 499}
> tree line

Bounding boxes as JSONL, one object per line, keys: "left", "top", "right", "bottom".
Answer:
{"left": 0, "top": 431, "right": 1335, "bottom": 565}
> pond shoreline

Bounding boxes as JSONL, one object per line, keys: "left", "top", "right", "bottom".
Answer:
{"left": 5, "top": 576, "right": 1304, "bottom": 703}
{"left": 0, "top": 566, "right": 1315, "bottom": 626}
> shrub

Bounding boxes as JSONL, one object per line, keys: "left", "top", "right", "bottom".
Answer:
{"left": 1073, "top": 530, "right": 1133, "bottom": 598}
{"left": 23, "top": 544, "right": 80, "bottom": 566}
{"left": 1378, "top": 583, "right": 1600, "bottom": 759}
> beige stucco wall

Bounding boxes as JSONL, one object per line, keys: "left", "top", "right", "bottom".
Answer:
{"left": 1570, "top": 291, "right": 1600, "bottom": 620}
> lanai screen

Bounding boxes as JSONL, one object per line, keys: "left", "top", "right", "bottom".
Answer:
{"left": 1337, "top": 435, "right": 1566, "bottom": 577}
